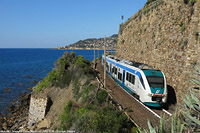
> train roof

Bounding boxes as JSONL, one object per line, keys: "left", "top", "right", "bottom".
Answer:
{"left": 143, "top": 69, "right": 163, "bottom": 77}
{"left": 105, "top": 54, "right": 156, "bottom": 71}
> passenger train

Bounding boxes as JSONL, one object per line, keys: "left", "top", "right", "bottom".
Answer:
{"left": 102, "top": 55, "right": 167, "bottom": 107}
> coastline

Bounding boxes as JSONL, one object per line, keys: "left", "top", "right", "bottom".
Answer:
{"left": 56, "top": 48, "right": 116, "bottom": 50}
{"left": 0, "top": 92, "right": 31, "bottom": 130}
{"left": 0, "top": 49, "right": 108, "bottom": 131}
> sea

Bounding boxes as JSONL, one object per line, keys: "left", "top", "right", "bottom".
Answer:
{"left": 0, "top": 48, "right": 111, "bottom": 115}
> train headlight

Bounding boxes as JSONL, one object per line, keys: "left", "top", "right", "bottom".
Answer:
{"left": 163, "top": 94, "right": 167, "bottom": 97}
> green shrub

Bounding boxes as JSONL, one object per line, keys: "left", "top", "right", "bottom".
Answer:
{"left": 97, "top": 90, "right": 108, "bottom": 104}
{"left": 144, "top": 7, "right": 151, "bottom": 14}
{"left": 126, "top": 108, "right": 133, "bottom": 112}
{"left": 73, "top": 78, "right": 80, "bottom": 100}
{"left": 189, "top": 0, "right": 196, "bottom": 6}
{"left": 81, "top": 84, "right": 96, "bottom": 103}
{"left": 59, "top": 71, "right": 72, "bottom": 87}
{"left": 179, "top": 22, "right": 186, "bottom": 32}
{"left": 145, "top": 0, "right": 157, "bottom": 6}
{"left": 35, "top": 70, "right": 59, "bottom": 92}
{"left": 183, "top": 0, "right": 196, "bottom": 6}
{"left": 180, "top": 25, "right": 186, "bottom": 32}
{"left": 59, "top": 101, "right": 74, "bottom": 130}
{"left": 60, "top": 104, "right": 132, "bottom": 132}
{"left": 74, "top": 107, "right": 93, "bottom": 131}
{"left": 75, "top": 106, "right": 130, "bottom": 132}
{"left": 90, "top": 106, "right": 130, "bottom": 132}
{"left": 74, "top": 56, "right": 94, "bottom": 79}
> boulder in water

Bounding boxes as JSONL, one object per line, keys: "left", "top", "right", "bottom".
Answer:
{"left": 28, "top": 87, "right": 33, "bottom": 91}
{"left": 25, "top": 75, "right": 32, "bottom": 78}
{"left": 30, "top": 80, "right": 38, "bottom": 84}
{"left": 17, "top": 82, "right": 23, "bottom": 86}
{"left": 4, "top": 88, "right": 11, "bottom": 93}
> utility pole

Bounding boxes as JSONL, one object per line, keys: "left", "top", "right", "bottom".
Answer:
{"left": 104, "top": 36, "right": 106, "bottom": 88}
{"left": 98, "top": 47, "right": 99, "bottom": 58}
{"left": 94, "top": 47, "right": 96, "bottom": 69}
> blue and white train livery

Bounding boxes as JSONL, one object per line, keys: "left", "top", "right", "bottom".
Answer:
{"left": 102, "top": 55, "right": 167, "bottom": 107}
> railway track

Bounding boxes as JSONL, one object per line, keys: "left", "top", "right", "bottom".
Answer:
{"left": 95, "top": 61, "right": 173, "bottom": 129}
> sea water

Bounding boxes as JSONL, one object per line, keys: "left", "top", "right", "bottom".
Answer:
{"left": 0, "top": 48, "right": 107, "bottom": 114}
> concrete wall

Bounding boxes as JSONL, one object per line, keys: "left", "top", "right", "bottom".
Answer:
{"left": 116, "top": 0, "right": 200, "bottom": 103}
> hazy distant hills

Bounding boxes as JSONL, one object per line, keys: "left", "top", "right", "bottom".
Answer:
{"left": 57, "top": 34, "right": 118, "bottom": 49}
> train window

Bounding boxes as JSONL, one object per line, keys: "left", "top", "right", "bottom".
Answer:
{"left": 128, "top": 73, "right": 131, "bottom": 83}
{"left": 114, "top": 67, "right": 117, "bottom": 75}
{"left": 118, "top": 72, "right": 122, "bottom": 81}
{"left": 140, "top": 77, "right": 145, "bottom": 89}
{"left": 131, "top": 74, "right": 135, "bottom": 85}
{"left": 146, "top": 76, "right": 164, "bottom": 88}
{"left": 112, "top": 67, "right": 115, "bottom": 74}
{"left": 126, "top": 72, "right": 129, "bottom": 81}
{"left": 126, "top": 72, "right": 135, "bottom": 84}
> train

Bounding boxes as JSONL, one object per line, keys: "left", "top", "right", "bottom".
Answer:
{"left": 102, "top": 54, "right": 167, "bottom": 107}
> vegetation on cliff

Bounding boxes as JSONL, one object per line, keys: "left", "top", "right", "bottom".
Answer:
{"left": 145, "top": 0, "right": 157, "bottom": 6}
{"left": 57, "top": 53, "right": 133, "bottom": 132}
{"left": 60, "top": 102, "right": 131, "bottom": 132}
{"left": 35, "top": 52, "right": 94, "bottom": 92}
{"left": 34, "top": 51, "right": 133, "bottom": 132}
{"left": 183, "top": 0, "right": 196, "bottom": 6}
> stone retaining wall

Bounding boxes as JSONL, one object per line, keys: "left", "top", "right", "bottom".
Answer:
{"left": 116, "top": 0, "right": 200, "bottom": 103}
{"left": 28, "top": 95, "right": 48, "bottom": 126}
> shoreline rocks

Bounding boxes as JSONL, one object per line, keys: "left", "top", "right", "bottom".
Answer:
{"left": 30, "top": 80, "right": 38, "bottom": 84}
{"left": 0, "top": 92, "right": 31, "bottom": 131}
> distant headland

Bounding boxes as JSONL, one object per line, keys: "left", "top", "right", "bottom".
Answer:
{"left": 56, "top": 34, "right": 117, "bottom": 50}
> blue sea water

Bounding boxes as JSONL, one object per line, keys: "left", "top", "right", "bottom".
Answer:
{"left": 0, "top": 48, "right": 106, "bottom": 114}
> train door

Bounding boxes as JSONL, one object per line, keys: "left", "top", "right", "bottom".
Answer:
{"left": 135, "top": 76, "right": 146, "bottom": 102}
{"left": 112, "top": 65, "right": 117, "bottom": 79}
{"left": 125, "top": 72, "right": 136, "bottom": 94}
{"left": 110, "top": 64, "right": 112, "bottom": 75}
{"left": 117, "top": 67, "right": 123, "bottom": 84}
{"left": 122, "top": 70, "right": 125, "bottom": 87}
{"left": 135, "top": 76, "right": 140, "bottom": 96}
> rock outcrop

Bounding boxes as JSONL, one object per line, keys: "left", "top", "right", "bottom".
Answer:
{"left": 116, "top": 0, "right": 200, "bottom": 103}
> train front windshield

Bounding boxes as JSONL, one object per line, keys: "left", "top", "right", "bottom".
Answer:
{"left": 146, "top": 76, "right": 164, "bottom": 88}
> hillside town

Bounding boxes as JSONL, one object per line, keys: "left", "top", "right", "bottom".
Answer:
{"left": 56, "top": 34, "right": 117, "bottom": 50}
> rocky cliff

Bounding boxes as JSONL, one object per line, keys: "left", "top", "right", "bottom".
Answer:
{"left": 116, "top": 0, "right": 200, "bottom": 103}
{"left": 23, "top": 52, "right": 133, "bottom": 132}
